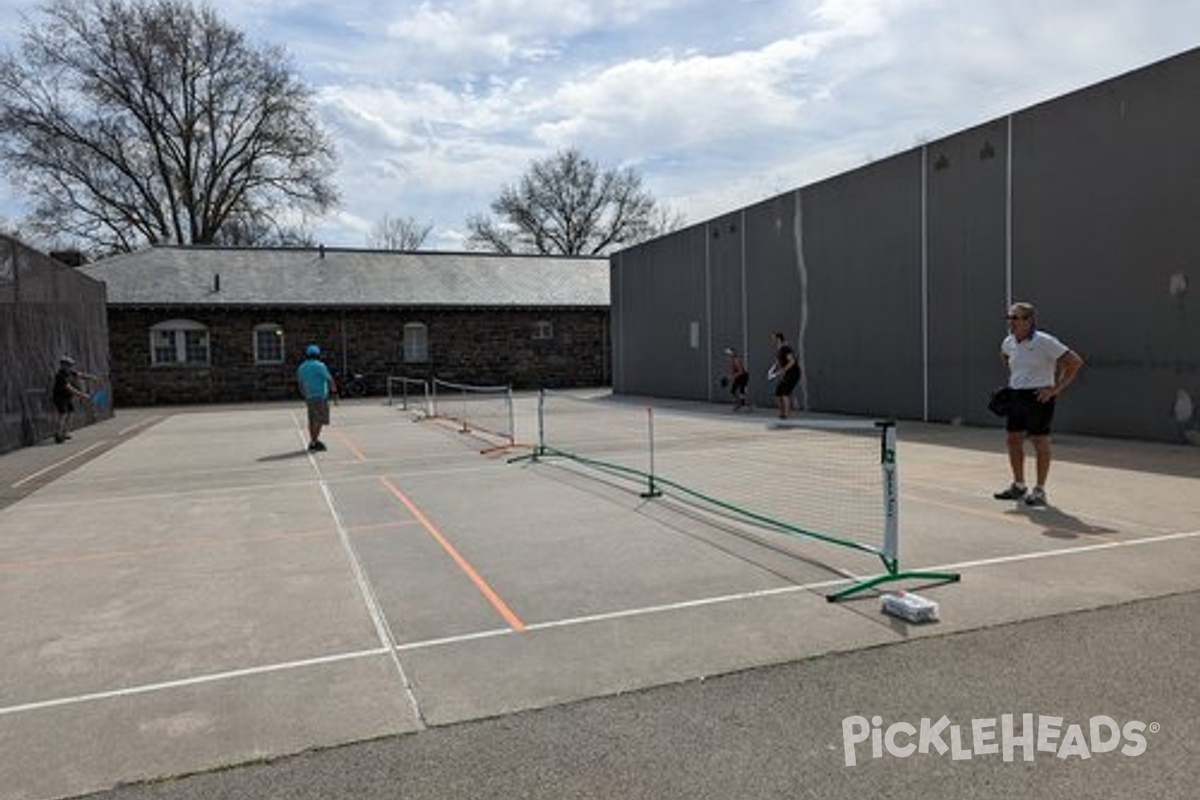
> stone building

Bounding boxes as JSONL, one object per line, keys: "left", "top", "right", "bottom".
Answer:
{"left": 79, "top": 246, "right": 610, "bottom": 406}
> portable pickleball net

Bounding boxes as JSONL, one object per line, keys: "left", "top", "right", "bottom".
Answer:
{"left": 512, "top": 389, "right": 960, "bottom": 601}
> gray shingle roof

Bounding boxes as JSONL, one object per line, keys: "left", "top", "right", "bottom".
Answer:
{"left": 79, "top": 246, "right": 610, "bottom": 307}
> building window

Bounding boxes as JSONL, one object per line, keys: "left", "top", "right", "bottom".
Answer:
{"left": 403, "top": 322, "right": 428, "bottom": 363}
{"left": 253, "top": 323, "right": 285, "bottom": 364}
{"left": 532, "top": 320, "right": 554, "bottom": 340}
{"left": 150, "top": 319, "right": 210, "bottom": 366}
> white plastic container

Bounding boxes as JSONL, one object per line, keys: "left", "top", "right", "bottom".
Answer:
{"left": 881, "top": 591, "right": 940, "bottom": 623}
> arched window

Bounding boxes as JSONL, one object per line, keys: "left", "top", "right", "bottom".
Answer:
{"left": 253, "top": 323, "right": 285, "bottom": 364}
{"left": 150, "top": 319, "right": 210, "bottom": 366}
{"left": 403, "top": 322, "right": 428, "bottom": 363}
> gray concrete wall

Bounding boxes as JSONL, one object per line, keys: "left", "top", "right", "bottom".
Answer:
{"left": 612, "top": 47, "right": 1200, "bottom": 444}
{"left": 1, "top": 236, "right": 112, "bottom": 453}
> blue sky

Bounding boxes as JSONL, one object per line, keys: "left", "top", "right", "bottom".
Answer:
{"left": 1, "top": 0, "right": 1198, "bottom": 251}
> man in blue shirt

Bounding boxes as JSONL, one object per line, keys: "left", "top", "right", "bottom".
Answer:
{"left": 296, "top": 344, "right": 338, "bottom": 451}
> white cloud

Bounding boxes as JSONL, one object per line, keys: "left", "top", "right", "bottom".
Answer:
{"left": 369, "top": 0, "right": 689, "bottom": 77}
{"left": 385, "top": 3, "right": 522, "bottom": 67}
{"left": 535, "top": 38, "right": 819, "bottom": 151}
{"left": 2, "top": 0, "right": 1199, "bottom": 249}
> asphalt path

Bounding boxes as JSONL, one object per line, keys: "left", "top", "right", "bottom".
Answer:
{"left": 78, "top": 589, "right": 1198, "bottom": 800}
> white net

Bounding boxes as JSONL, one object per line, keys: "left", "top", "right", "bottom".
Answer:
{"left": 430, "top": 378, "right": 515, "bottom": 445}
{"left": 534, "top": 390, "right": 891, "bottom": 559}
{"left": 386, "top": 376, "right": 430, "bottom": 414}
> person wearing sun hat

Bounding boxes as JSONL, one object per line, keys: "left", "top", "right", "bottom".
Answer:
{"left": 51, "top": 354, "right": 97, "bottom": 443}
{"left": 296, "top": 344, "right": 338, "bottom": 451}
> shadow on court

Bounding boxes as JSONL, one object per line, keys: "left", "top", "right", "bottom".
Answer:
{"left": 1009, "top": 505, "right": 1121, "bottom": 539}
{"left": 256, "top": 449, "right": 313, "bottom": 462}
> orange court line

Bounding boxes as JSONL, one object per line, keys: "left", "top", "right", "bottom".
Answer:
{"left": 379, "top": 475, "right": 527, "bottom": 632}
{"left": 332, "top": 429, "right": 368, "bottom": 462}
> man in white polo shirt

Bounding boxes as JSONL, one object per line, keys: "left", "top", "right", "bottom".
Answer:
{"left": 994, "top": 302, "right": 1085, "bottom": 507}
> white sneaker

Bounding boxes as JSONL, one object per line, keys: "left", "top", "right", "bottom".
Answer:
{"left": 1024, "top": 487, "right": 1047, "bottom": 507}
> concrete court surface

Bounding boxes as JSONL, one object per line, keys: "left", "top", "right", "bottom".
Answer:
{"left": 0, "top": 395, "right": 1198, "bottom": 800}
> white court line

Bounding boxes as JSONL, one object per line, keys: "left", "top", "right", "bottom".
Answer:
{"left": 927, "top": 527, "right": 1200, "bottom": 572}
{"left": 524, "top": 579, "right": 843, "bottom": 632}
{"left": 0, "top": 648, "right": 388, "bottom": 717}
{"left": 395, "top": 627, "right": 514, "bottom": 651}
{"left": 393, "top": 578, "right": 848, "bottom": 653}
{"left": 397, "top": 528, "right": 1200, "bottom": 650}
{"left": 298, "top": 412, "right": 426, "bottom": 728}
{"left": 4, "top": 526, "right": 1195, "bottom": 720}
{"left": 7, "top": 414, "right": 164, "bottom": 491}
{"left": 10, "top": 441, "right": 108, "bottom": 489}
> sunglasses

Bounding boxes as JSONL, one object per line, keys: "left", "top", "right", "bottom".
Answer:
{"left": 1005, "top": 315, "right": 1029, "bottom": 321}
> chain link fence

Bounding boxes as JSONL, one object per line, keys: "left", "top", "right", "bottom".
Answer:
{"left": 1, "top": 235, "right": 112, "bottom": 454}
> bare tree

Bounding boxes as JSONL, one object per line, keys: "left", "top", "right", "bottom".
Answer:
{"left": 368, "top": 214, "right": 433, "bottom": 251}
{"left": 466, "top": 148, "right": 682, "bottom": 256}
{"left": 211, "top": 207, "right": 316, "bottom": 248}
{"left": 0, "top": 0, "right": 339, "bottom": 255}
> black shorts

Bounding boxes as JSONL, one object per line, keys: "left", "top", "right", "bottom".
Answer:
{"left": 730, "top": 373, "right": 748, "bottom": 395}
{"left": 775, "top": 369, "right": 800, "bottom": 397}
{"left": 54, "top": 396, "right": 74, "bottom": 414}
{"left": 1007, "top": 389, "right": 1056, "bottom": 436}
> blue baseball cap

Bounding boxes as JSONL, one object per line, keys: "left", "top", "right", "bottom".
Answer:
{"left": 305, "top": 344, "right": 321, "bottom": 357}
